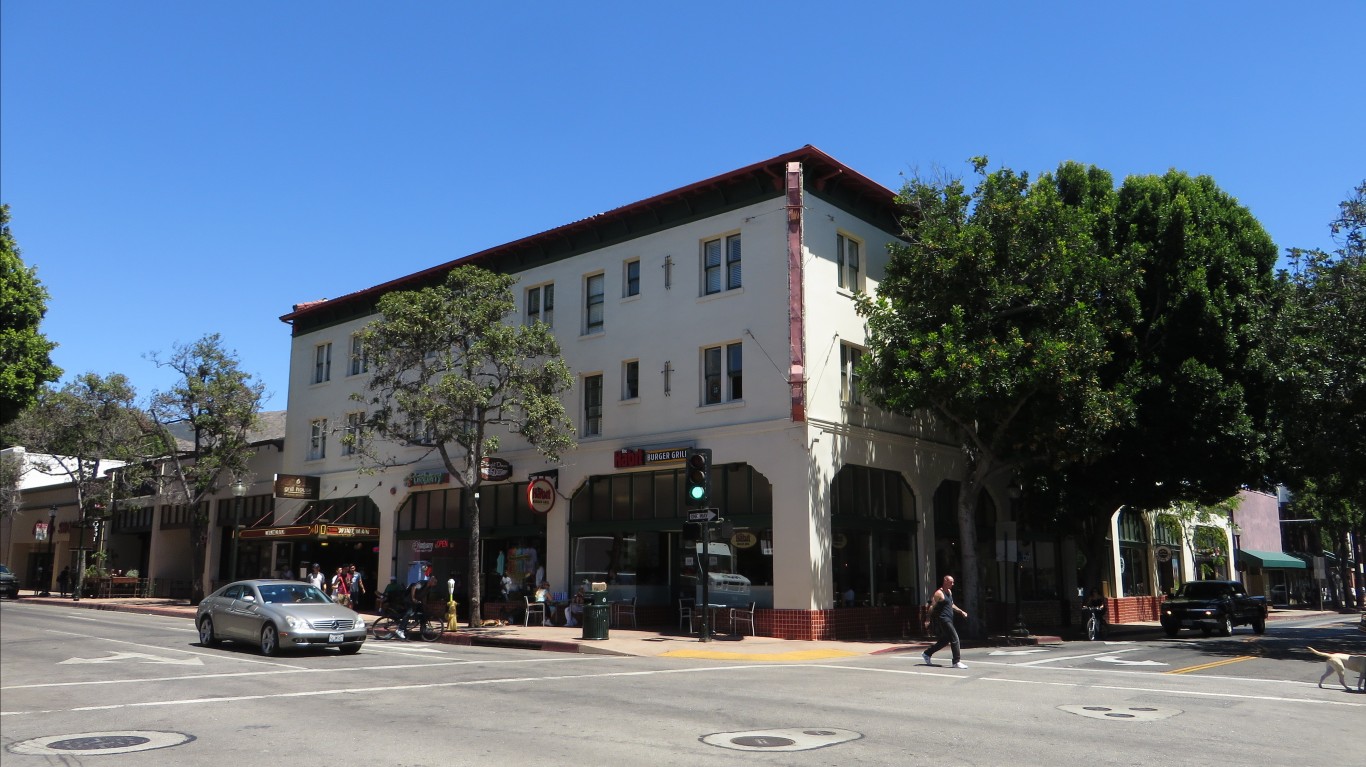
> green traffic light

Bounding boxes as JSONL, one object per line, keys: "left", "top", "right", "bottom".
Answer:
{"left": 690, "top": 486, "right": 705, "bottom": 500}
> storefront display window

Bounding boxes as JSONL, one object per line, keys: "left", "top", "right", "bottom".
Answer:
{"left": 831, "top": 465, "right": 918, "bottom": 608}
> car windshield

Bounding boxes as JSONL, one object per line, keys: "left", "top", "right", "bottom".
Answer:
{"left": 259, "top": 584, "right": 332, "bottom": 605}
{"left": 1181, "top": 582, "right": 1235, "bottom": 599}
{"left": 0, "top": 565, "right": 11, "bottom": 574}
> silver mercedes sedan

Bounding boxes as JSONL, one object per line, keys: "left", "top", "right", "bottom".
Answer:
{"left": 196, "top": 579, "right": 366, "bottom": 655}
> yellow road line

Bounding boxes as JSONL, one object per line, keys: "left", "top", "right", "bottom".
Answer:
{"left": 1165, "top": 655, "right": 1257, "bottom": 675}
{"left": 660, "top": 649, "right": 861, "bottom": 662}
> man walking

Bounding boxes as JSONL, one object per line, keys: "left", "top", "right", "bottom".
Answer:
{"left": 923, "top": 575, "right": 969, "bottom": 669}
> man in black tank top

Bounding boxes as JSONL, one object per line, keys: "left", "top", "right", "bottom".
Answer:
{"left": 922, "top": 575, "right": 969, "bottom": 668}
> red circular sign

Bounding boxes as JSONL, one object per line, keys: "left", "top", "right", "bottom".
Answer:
{"left": 527, "top": 477, "right": 556, "bottom": 514}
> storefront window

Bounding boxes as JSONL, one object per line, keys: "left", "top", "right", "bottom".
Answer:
{"left": 1118, "top": 509, "right": 1150, "bottom": 596}
{"left": 831, "top": 465, "right": 919, "bottom": 607}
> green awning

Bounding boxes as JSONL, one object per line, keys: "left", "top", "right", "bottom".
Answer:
{"left": 1238, "top": 549, "right": 1307, "bottom": 569}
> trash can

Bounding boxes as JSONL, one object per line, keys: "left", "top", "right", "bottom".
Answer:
{"left": 582, "top": 583, "right": 610, "bottom": 640}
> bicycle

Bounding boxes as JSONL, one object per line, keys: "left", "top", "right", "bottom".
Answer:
{"left": 1081, "top": 605, "right": 1106, "bottom": 641}
{"left": 371, "top": 608, "right": 444, "bottom": 642}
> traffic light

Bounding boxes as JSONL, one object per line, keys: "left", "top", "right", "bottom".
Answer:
{"left": 684, "top": 448, "right": 712, "bottom": 507}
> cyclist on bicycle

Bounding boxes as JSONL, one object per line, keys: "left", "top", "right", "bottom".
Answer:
{"left": 1083, "top": 589, "right": 1108, "bottom": 639}
{"left": 395, "top": 567, "right": 433, "bottom": 639}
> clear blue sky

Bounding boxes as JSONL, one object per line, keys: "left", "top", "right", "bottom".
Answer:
{"left": 3, "top": 2, "right": 1362, "bottom": 410}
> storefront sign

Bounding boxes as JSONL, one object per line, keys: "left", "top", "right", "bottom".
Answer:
{"left": 479, "top": 457, "right": 513, "bottom": 482}
{"left": 405, "top": 469, "right": 450, "bottom": 488}
{"left": 731, "top": 530, "right": 758, "bottom": 549}
{"left": 240, "top": 525, "right": 313, "bottom": 540}
{"left": 832, "top": 532, "right": 848, "bottom": 550}
{"left": 314, "top": 525, "right": 379, "bottom": 538}
{"left": 33, "top": 521, "right": 50, "bottom": 541}
{"left": 527, "top": 477, "right": 556, "bottom": 514}
{"left": 273, "top": 474, "right": 321, "bottom": 500}
{"left": 613, "top": 445, "right": 691, "bottom": 469}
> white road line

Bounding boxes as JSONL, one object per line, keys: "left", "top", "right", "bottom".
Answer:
{"left": 1013, "top": 647, "right": 1147, "bottom": 666}
{"left": 43, "top": 629, "right": 307, "bottom": 669}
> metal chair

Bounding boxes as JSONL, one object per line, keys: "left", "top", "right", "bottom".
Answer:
{"left": 679, "top": 598, "right": 695, "bottom": 633}
{"left": 523, "top": 596, "right": 547, "bottom": 626}
{"left": 730, "top": 601, "right": 757, "bottom": 636}
{"left": 613, "top": 596, "right": 637, "bottom": 628}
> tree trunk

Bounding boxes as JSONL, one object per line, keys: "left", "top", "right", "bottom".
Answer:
{"left": 955, "top": 469, "right": 983, "bottom": 638}
{"left": 466, "top": 468, "right": 483, "bottom": 627}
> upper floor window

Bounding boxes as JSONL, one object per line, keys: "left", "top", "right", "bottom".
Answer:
{"left": 840, "top": 343, "right": 864, "bottom": 405}
{"left": 583, "top": 374, "right": 603, "bottom": 437}
{"left": 348, "top": 334, "right": 368, "bottom": 376}
{"left": 585, "top": 273, "right": 605, "bottom": 334}
{"left": 703, "top": 342, "right": 743, "bottom": 405}
{"left": 309, "top": 418, "right": 328, "bottom": 460}
{"left": 343, "top": 411, "right": 364, "bottom": 456}
{"left": 527, "top": 283, "right": 555, "bottom": 328}
{"left": 836, "top": 233, "right": 862, "bottom": 291}
{"left": 624, "top": 259, "right": 640, "bottom": 297}
{"left": 622, "top": 360, "right": 639, "bottom": 400}
{"left": 313, "top": 343, "right": 332, "bottom": 384}
{"left": 703, "top": 234, "right": 742, "bottom": 295}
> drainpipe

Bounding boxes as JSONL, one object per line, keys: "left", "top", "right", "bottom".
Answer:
{"left": 786, "top": 161, "right": 806, "bottom": 422}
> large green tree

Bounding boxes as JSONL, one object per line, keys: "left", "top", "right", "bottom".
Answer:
{"left": 0, "top": 204, "right": 62, "bottom": 427}
{"left": 1269, "top": 181, "right": 1366, "bottom": 607}
{"left": 352, "top": 265, "right": 575, "bottom": 626}
{"left": 858, "top": 159, "right": 1140, "bottom": 629}
{"left": 5, "top": 373, "right": 145, "bottom": 596}
{"left": 1034, "top": 170, "right": 1280, "bottom": 589}
{"left": 146, "top": 334, "right": 265, "bottom": 603}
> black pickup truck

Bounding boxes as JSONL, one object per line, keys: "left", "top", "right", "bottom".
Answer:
{"left": 1160, "top": 580, "right": 1268, "bottom": 637}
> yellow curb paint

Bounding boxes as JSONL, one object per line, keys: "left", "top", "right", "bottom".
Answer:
{"left": 1165, "top": 655, "right": 1256, "bottom": 675}
{"left": 660, "top": 649, "right": 862, "bottom": 662}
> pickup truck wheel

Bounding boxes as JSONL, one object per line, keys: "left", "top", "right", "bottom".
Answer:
{"left": 1163, "top": 624, "right": 1180, "bottom": 638}
{"left": 1252, "top": 617, "right": 1266, "bottom": 635}
{"left": 1219, "top": 615, "right": 1233, "bottom": 637}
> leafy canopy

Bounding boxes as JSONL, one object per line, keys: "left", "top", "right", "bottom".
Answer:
{"left": 0, "top": 204, "right": 62, "bottom": 427}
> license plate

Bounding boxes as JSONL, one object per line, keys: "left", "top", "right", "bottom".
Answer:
{"left": 328, "top": 633, "right": 344, "bottom": 643}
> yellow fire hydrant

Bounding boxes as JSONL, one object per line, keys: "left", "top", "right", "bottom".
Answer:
{"left": 445, "top": 578, "right": 458, "bottom": 631}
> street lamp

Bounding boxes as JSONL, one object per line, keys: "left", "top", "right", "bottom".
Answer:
{"left": 229, "top": 479, "right": 248, "bottom": 581}
{"left": 39, "top": 505, "right": 56, "bottom": 596}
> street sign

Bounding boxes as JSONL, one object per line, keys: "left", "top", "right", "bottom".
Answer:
{"left": 687, "top": 509, "right": 720, "bottom": 523}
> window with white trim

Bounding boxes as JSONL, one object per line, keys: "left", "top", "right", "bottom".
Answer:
{"left": 585, "top": 273, "right": 605, "bottom": 334}
{"left": 622, "top": 360, "right": 639, "bottom": 400}
{"left": 703, "top": 342, "right": 743, "bottom": 405}
{"left": 840, "top": 343, "right": 864, "bottom": 405}
{"left": 836, "top": 232, "right": 862, "bottom": 291}
{"left": 343, "top": 411, "right": 364, "bottom": 455}
{"left": 527, "top": 283, "right": 555, "bottom": 328}
{"left": 624, "top": 259, "right": 640, "bottom": 297}
{"left": 348, "top": 334, "right": 367, "bottom": 376}
{"left": 309, "top": 418, "right": 328, "bottom": 460}
{"left": 583, "top": 374, "right": 603, "bottom": 437}
{"left": 702, "top": 234, "right": 742, "bottom": 295}
{"left": 313, "top": 343, "right": 332, "bottom": 384}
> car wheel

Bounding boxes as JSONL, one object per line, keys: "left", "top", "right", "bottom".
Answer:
{"left": 1163, "top": 624, "right": 1180, "bottom": 638}
{"left": 260, "top": 623, "right": 280, "bottom": 656}
{"left": 198, "top": 617, "right": 219, "bottom": 646}
{"left": 1220, "top": 615, "right": 1234, "bottom": 637}
{"left": 339, "top": 643, "right": 362, "bottom": 655}
{"left": 1252, "top": 617, "right": 1266, "bottom": 635}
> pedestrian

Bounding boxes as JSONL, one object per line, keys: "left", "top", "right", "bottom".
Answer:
{"left": 331, "top": 567, "right": 351, "bottom": 606}
{"left": 57, "top": 566, "right": 70, "bottom": 597}
{"left": 307, "top": 563, "right": 326, "bottom": 592}
{"left": 348, "top": 564, "right": 367, "bottom": 610}
{"left": 922, "top": 575, "right": 969, "bottom": 669}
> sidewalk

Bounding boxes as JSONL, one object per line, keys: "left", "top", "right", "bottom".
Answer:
{"left": 8, "top": 591, "right": 1340, "bottom": 661}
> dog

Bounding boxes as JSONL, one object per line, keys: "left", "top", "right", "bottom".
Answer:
{"left": 1307, "top": 647, "right": 1366, "bottom": 691}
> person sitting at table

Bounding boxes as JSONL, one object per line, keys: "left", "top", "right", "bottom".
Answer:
{"left": 534, "top": 581, "right": 556, "bottom": 625}
{"left": 564, "top": 584, "right": 586, "bottom": 627}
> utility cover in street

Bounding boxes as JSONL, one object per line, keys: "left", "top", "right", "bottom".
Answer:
{"left": 701, "top": 728, "right": 861, "bottom": 752}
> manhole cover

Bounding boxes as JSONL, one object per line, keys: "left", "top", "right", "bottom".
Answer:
{"left": 8, "top": 731, "right": 195, "bottom": 756}
{"left": 701, "top": 728, "right": 861, "bottom": 752}
{"left": 1058, "top": 705, "right": 1181, "bottom": 722}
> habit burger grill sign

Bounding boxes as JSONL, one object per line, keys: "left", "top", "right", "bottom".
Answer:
{"left": 527, "top": 477, "right": 556, "bottom": 514}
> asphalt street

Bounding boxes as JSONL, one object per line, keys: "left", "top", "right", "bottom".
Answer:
{"left": 2, "top": 602, "right": 1363, "bottom": 766}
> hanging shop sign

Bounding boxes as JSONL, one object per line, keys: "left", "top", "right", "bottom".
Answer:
{"left": 33, "top": 521, "right": 50, "bottom": 541}
{"left": 239, "top": 525, "right": 313, "bottom": 540}
{"left": 832, "top": 532, "right": 848, "bottom": 550}
{"left": 731, "top": 530, "right": 758, "bottom": 549}
{"left": 274, "top": 474, "right": 321, "bottom": 501}
{"left": 613, "top": 445, "right": 691, "bottom": 469}
{"left": 1155, "top": 546, "right": 1173, "bottom": 563}
{"left": 405, "top": 469, "right": 450, "bottom": 488}
{"left": 527, "top": 477, "right": 557, "bottom": 514}
{"left": 239, "top": 524, "right": 379, "bottom": 540}
{"left": 479, "top": 457, "right": 513, "bottom": 482}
